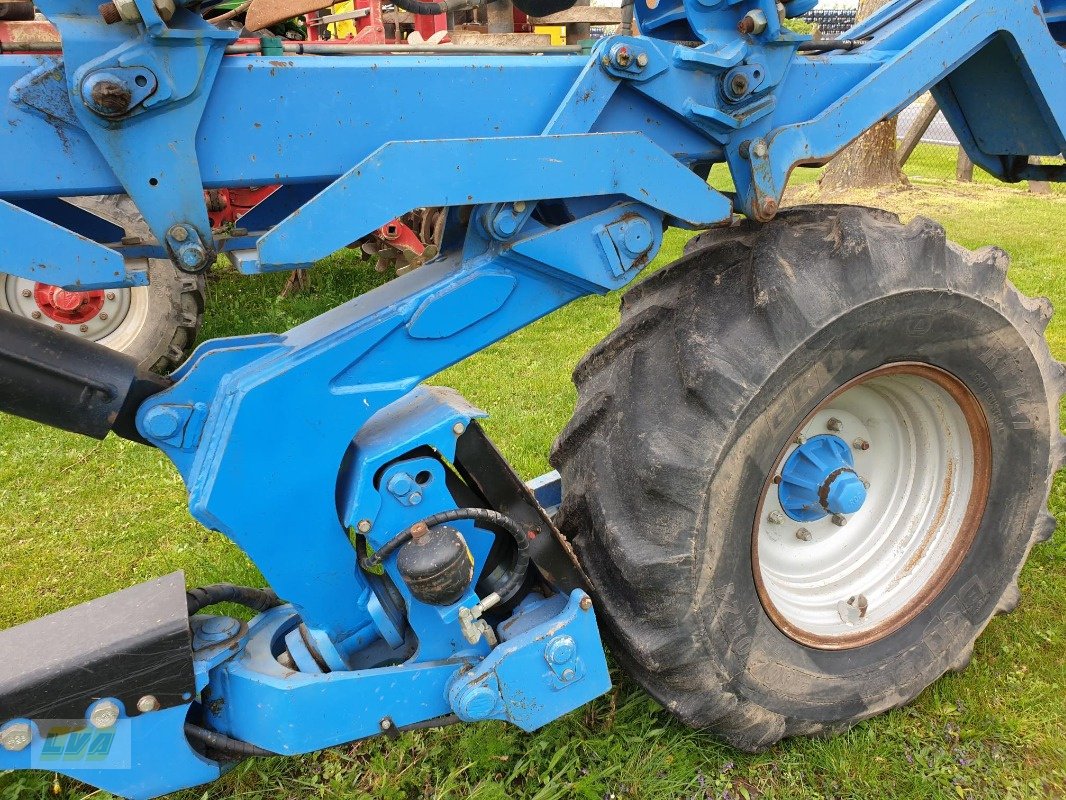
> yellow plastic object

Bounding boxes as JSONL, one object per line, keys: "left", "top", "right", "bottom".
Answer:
{"left": 534, "top": 25, "right": 566, "bottom": 46}
{"left": 330, "top": 0, "right": 357, "bottom": 38}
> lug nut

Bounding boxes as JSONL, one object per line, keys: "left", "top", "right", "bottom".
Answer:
{"left": 853, "top": 438, "right": 870, "bottom": 451}
{"left": 136, "top": 695, "right": 160, "bottom": 713}
{"left": 826, "top": 417, "right": 843, "bottom": 432}
{"left": 79, "top": 324, "right": 89, "bottom": 332}
{"left": 30, "top": 311, "right": 41, "bottom": 319}
{"left": 795, "top": 528, "right": 812, "bottom": 541}
{"left": 831, "top": 513, "right": 847, "bottom": 527}
{"left": 106, "top": 292, "right": 116, "bottom": 300}
{"left": 20, "top": 288, "right": 31, "bottom": 298}
{"left": 767, "top": 511, "right": 784, "bottom": 525}
{"left": 99, "top": 312, "right": 109, "bottom": 320}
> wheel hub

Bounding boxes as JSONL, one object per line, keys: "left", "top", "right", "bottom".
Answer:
{"left": 753, "top": 363, "right": 991, "bottom": 649}
{"left": 1, "top": 274, "right": 133, "bottom": 340}
{"left": 778, "top": 435, "right": 867, "bottom": 521}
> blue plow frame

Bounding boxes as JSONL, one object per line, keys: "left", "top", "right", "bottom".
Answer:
{"left": 0, "top": 0, "right": 1064, "bottom": 794}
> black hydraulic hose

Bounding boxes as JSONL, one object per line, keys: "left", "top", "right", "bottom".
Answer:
{"left": 391, "top": 0, "right": 485, "bottom": 14}
{"left": 366, "top": 508, "right": 531, "bottom": 603}
{"left": 186, "top": 583, "right": 282, "bottom": 615}
{"left": 797, "top": 38, "right": 868, "bottom": 53}
{"left": 185, "top": 723, "right": 274, "bottom": 760}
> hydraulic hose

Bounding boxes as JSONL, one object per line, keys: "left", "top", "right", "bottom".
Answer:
{"left": 186, "top": 583, "right": 282, "bottom": 615}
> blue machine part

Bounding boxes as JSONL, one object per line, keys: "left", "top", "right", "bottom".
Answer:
{"left": 778, "top": 435, "right": 868, "bottom": 522}
{"left": 1, "top": 0, "right": 1066, "bottom": 795}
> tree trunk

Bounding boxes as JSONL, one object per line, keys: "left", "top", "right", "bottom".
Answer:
{"left": 819, "top": 0, "right": 906, "bottom": 193}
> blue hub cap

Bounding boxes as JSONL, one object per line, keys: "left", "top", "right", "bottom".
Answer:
{"left": 778, "top": 434, "right": 867, "bottom": 522}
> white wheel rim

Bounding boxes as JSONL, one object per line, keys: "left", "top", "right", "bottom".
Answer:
{"left": 753, "top": 363, "right": 990, "bottom": 649}
{"left": 0, "top": 272, "right": 147, "bottom": 346}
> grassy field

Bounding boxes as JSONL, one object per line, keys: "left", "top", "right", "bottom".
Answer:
{"left": 1, "top": 150, "right": 1065, "bottom": 799}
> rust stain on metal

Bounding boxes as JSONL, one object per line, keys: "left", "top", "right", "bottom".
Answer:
{"left": 245, "top": 0, "right": 332, "bottom": 31}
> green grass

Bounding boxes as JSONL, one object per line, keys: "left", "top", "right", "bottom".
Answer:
{"left": 2, "top": 156, "right": 1066, "bottom": 799}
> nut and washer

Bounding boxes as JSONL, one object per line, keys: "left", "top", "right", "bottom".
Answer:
{"left": 89, "top": 700, "right": 120, "bottom": 729}
{"left": 0, "top": 723, "right": 32, "bottom": 752}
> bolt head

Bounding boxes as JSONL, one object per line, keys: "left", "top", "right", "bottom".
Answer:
{"left": 20, "top": 288, "right": 31, "bottom": 298}
{"left": 168, "top": 225, "right": 189, "bottom": 243}
{"left": 136, "top": 695, "right": 160, "bottom": 714}
{"left": 455, "top": 686, "right": 497, "bottom": 721}
{"left": 831, "top": 513, "right": 848, "bottom": 527}
{"left": 143, "top": 407, "right": 181, "bottom": 439}
{"left": 84, "top": 73, "right": 132, "bottom": 116}
{"left": 729, "top": 73, "right": 749, "bottom": 96}
{"left": 408, "top": 491, "right": 423, "bottom": 505}
{"left": 357, "top": 519, "right": 372, "bottom": 534}
{"left": 613, "top": 45, "right": 631, "bottom": 67}
{"left": 1, "top": 723, "right": 32, "bottom": 752}
{"left": 767, "top": 511, "right": 784, "bottom": 525}
{"left": 853, "top": 438, "right": 871, "bottom": 451}
{"left": 545, "top": 635, "right": 577, "bottom": 665}
{"left": 795, "top": 528, "right": 812, "bottom": 541}
{"left": 106, "top": 292, "right": 117, "bottom": 301}
{"left": 89, "top": 700, "right": 120, "bottom": 729}
{"left": 452, "top": 422, "right": 466, "bottom": 436}
{"left": 79, "top": 324, "right": 89, "bottom": 333}
{"left": 751, "top": 139, "right": 769, "bottom": 159}
{"left": 30, "top": 310, "right": 41, "bottom": 319}
{"left": 513, "top": 201, "right": 526, "bottom": 213}
{"left": 387, "top": 472, "right": 413, "bottom": 496}
{"left": 561, "top": 668, "right": 577, "bottom": 682}
{"left": 826, "top": 417, "right": 843, "bottom": 432}
{"left": 179, "top": 244, "right": 207, "bottom": 270}
{"left": 579, "top": 595, "right": 593, "bottom": 611}
{"left": 635, "top": 52, "right": 649, "bottom": 68}
{"left": 98, "top": 312, "right": 109, "bottom": 321}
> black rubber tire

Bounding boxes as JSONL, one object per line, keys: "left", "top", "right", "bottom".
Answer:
{"left": 66, "top": 196, "right": 206, "bottom": 373}
{"left": 551, "top": 205, "right": 1064, "bottom": 750}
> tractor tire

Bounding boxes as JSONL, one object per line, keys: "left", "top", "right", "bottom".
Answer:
{"left": 551, "top": 205, "right": 1063, "bottom": 750}
{"left": 0, "top": 195, "right": 205, "bottom": 374}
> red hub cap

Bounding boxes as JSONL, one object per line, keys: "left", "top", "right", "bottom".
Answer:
{"left": 33, "top": 283, "right": 106, "bottom": 325}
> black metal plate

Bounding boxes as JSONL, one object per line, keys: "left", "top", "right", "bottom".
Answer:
{"left": 0, "top": 571, "right": 194, "bottom": 722}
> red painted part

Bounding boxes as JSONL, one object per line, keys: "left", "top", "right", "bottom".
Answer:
{"left": 0, "top": 20, "right": 61, "bottom": 50}
{"left": 412, "top": 11, "right": 448, "bottom": 40}
{"left": 206, "top": 186, "right": 279, "bottom": 228}
{"left": 354, "top": 0, "right": 386, "bottom": 43}
{"left": 33, "top": 283, "right": 106, "bottom": 325}
{"left": 378, "top": 218, "right": 425, "bottom": 256}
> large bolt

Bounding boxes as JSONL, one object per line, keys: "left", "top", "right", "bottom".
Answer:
{"left": 622, "top": 217, "right": 653, "bottom": 255}
{"left": 729, "top": 73, "right": 750, "bottom": 97}
{"left": 613, "top": 46, "right": 632, "bottom": 68}
{"left": 387, "top": 472, "right": 413, "bottom": 497}
{"left": 760, "top": 197, "right": 779, "bottom": 219}
{"left": 0, "top": 723, "right": 32, "bottom": 752}
{"left": 545, "top": 635, "right": 577, "bottom": 665}
{"left": 142, "top": 406, "right": 182, "bottom": 439}
{"left": 83, "top": 73, "right": 132, "bottom": 117}
{"left": 178, "top": 242, "right": 208, "bottom": 271}
{"left": 89, "top": 700, "right": 120, "bottom": 729}
{"left": 454, "top": 686, "right": 497, "bottom": 721}
{"left": 737, "top": 9, "right": 767, "bottom": 34}
{"left": 136, "top": 695, "right": 160, "bottom": 714}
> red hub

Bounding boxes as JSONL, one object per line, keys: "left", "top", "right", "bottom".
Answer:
{"left": 33, "top": 283, "right": 106, "bottom": 325}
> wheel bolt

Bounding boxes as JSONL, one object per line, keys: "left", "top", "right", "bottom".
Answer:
{"left": 20, "top": 288, "right": 31, "bottom": 298}
{"left": 106, "top": 292, "right": 116, "bottom": 301}
{"left": 99, "top": 312, "right": 109, "bottom": 321}
{"left": 831, "top": 513, "right": 847, "bottom": 527}
{"left": 30, "top": 311, "right": 41, "bottom": 319}
{"left": 79, "top": 324, "right": 89, "bottom": 332}
{"left": 795, "top": 528, "right": 812, "bottom": 541}
{"left": 826, "top": 417, "right": 843, "bottom": 432}
{"left": 852, "top": 438, "right": 870, "bottom": 451}
{"left": 767, "top": 511, "right": 784, "bottom": 525}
